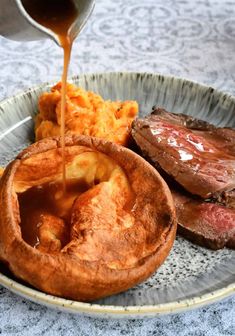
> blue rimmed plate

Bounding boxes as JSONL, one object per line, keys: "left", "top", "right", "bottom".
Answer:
{"left": 0, "top": 72, "right": 234, "bottom": 318}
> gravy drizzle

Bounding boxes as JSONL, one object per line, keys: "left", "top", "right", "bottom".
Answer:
{"left": 22, "top": 0, "right": 78, "bottom": 191}
{"left": 19, "top": 180, "right": 90, "bottom": 247}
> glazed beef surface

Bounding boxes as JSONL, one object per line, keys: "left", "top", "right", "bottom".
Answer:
{"left": 173, "top": 191, "right": 235, "bottom": 250}
{"left": 132, "top": 108, "right": 235, "bottom": 199}
{"left": 132, "top": 108, "right": 235, "bottom": 250}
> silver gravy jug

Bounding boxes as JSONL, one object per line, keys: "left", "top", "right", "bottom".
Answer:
{"left": 0, "top": 0, "right": 95, "bottom": 46}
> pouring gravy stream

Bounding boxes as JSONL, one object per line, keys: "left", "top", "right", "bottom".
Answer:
{"left": 22, "top": 0, "right": 78, "bottom": 191}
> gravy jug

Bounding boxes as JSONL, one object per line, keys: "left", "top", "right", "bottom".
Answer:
{"left": 0, "top": 0, "right": 95, "bottom": 46}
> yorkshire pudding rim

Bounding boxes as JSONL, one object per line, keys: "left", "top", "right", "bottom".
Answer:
{"left": 0, "top": 135, "right": 176, "bottom": 301}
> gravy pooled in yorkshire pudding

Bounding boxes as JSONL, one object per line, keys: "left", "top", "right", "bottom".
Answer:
{"left": 0, "top": 136, "right": 176, "bottom": 301}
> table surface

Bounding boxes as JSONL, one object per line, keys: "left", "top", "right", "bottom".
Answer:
{"left": 0, "top": 0, "right": 235, "bottom": 335}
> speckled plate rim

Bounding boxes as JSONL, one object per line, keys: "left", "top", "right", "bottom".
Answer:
{"left": 0, "top": 270, "right": 234, "bottom": 317}
{"left": 0, "top": 71, "right": 234, "bottom": 317}
{"left": 0, "top": 71, "right": 235, "bottom": 109}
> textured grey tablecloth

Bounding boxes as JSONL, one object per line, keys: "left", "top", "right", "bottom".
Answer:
{"left": 0, "top": 0, "right": 235, "bottom": 334}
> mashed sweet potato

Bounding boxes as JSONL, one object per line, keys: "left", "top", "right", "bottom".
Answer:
{"left": 35, "top": 82, "right": 138, "bottom": 146}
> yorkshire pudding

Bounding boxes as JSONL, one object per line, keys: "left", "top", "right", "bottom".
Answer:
{"left": 0, "top": 135, "right": 176, "bottom": 301}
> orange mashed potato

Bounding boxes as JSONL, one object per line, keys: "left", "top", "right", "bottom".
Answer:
{"left": 35, "top": 82, "right": 138, "bottom": 146}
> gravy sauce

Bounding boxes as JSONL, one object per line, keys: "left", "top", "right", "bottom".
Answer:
{"left": 22, "top": 0, "right": 78, "bottom": 191}
{"left": 19, "top": 180, "right": 90, "bottom": 247}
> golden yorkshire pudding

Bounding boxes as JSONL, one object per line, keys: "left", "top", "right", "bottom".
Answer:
{"left": 0, "top": 135, "right": 176, "bottom": 301}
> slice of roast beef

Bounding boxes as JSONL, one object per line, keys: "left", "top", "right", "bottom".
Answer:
{"left": 173, "top": 191, "right": 235, "bottom": 250}
{"left": 132, "top": 108, "right": 235, "bottom": 200}
{"left": 152, "top": 107, "right": 235, "bottom": 156}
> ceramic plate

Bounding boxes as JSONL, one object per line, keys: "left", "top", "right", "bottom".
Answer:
{"left": 0, "top": 72, "right": 234, "bottom": 318}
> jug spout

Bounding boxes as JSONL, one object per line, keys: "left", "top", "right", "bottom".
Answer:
{"left": 0, "top": 0, "right": 95, "bottom": 46}
{"left": 0, "top": 0, "right": 58, "bottom": 44}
